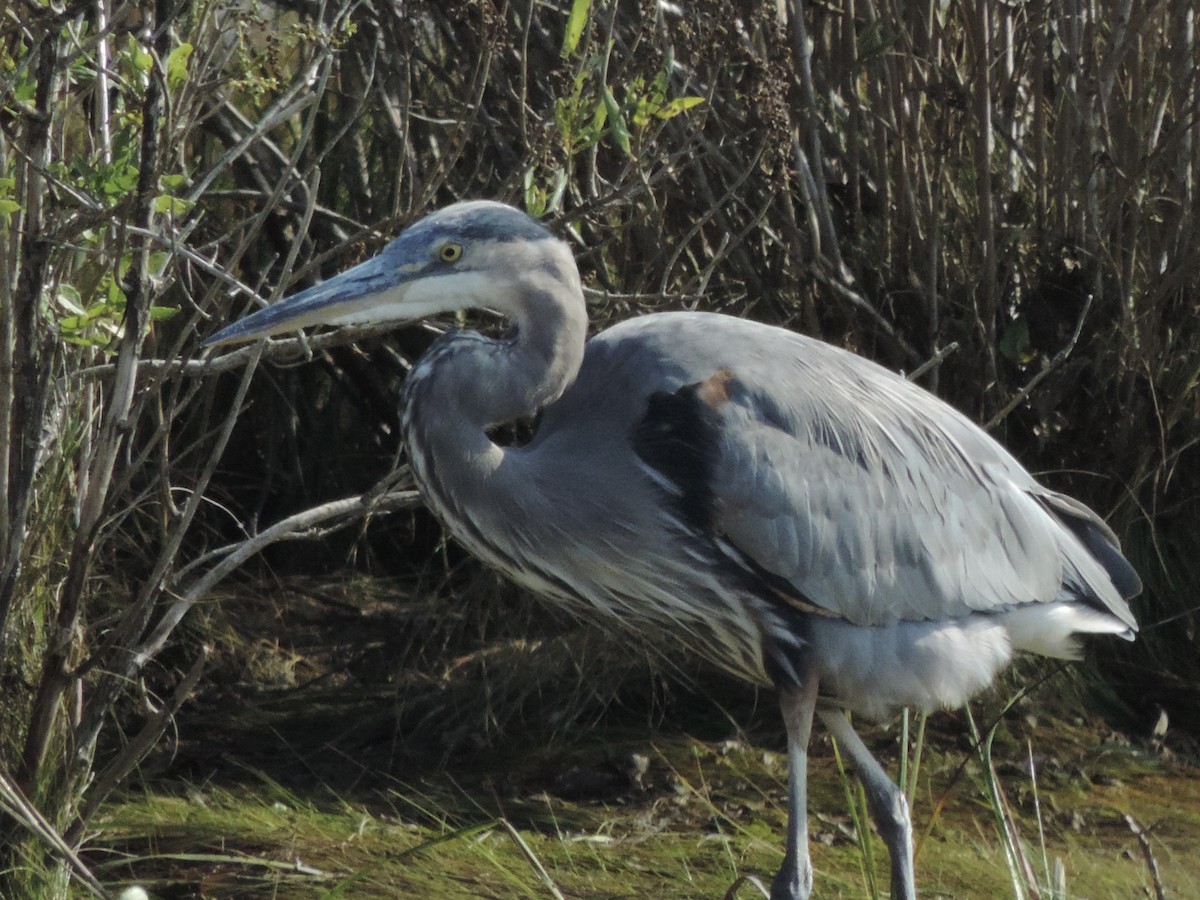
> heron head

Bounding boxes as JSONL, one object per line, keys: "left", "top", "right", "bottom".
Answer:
{"left": 203, "top": 201, "right": 573, "bottom": 348}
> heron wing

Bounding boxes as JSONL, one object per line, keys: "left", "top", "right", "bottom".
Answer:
{"left": 612, "top": 314, "right": 1138, "bottom": 630}
{"left": 708, "top": 360, "right": 1137, "bottom": 629}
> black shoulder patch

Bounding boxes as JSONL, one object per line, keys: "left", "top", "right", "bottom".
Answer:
{"left": 631, "top": 370, "right": 733, "bottom": 534}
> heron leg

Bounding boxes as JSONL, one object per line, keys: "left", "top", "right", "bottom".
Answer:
{"left": 819, "top": 709, "right": 916, "bottom": 900}
{"left": 770, "top": 677, "right": 819, "bottom": 900}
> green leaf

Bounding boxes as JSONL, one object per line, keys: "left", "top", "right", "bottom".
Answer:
{"left": 149, "top": 305, "right": 180, "bottom": 322}
{"left": 655, "top": 95, "right": 704, "bottom": 119}
{"left": 523, "top": 167, "right": 546, "bottom": 219}
{"left": 649, "top": 69, "right": 669, "bottom": 100}
{"left": 602, "top": 84, "right": 631, "bottom": 157}
{"left": 106, "top": 278, "right": 127, "bottom": 307}
{"left": 561, "top": 0, "right": 591, "bottom": 58}
{"left": 587, "top": 96, "right": 608, "bottom": 137}
{"left": 158, "top": 173, "right": 189, "bottom": 191}
{"left": 0, "top": 198, "right": 20, "bottom": 222}
{"left": 554, "top": 96, "right": 576, "bottom": 146}
{"left": 14, "top": 76, "right": 36, "bottom": 104}
{"left": 153, "top": 194, "right": 195, "bottom": 216}
{"left": 101, "top": 159, "right": 140, "bottom": 197}
{"left": 56, "top": 285, "right": 85, "bottom": 316}
{"left": 522, "top": 168, "right": 568, "bottom": 219}
{"left": 126, "top": 34, "right": 153, "bottom": 74}
{"left": 545, "top": 168, "right": 567, "bottom": 215}
{"left": 166, "top": 42, "right": 193, "bottom": 88}
{"left": 999, "top": 317, "right": 1034, "bottom": 365}
{"left": 83, "top": 300, "right": 112, "bottom": 321}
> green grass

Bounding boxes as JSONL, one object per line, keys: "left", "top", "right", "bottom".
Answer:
{"left": 77, "top": 579, "right": 1200, "bottom": 899}
{"left": 87, "top": 722, "right": 1200, "bottom": 898}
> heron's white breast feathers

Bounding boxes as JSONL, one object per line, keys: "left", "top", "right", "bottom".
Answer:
{"left": 793, "top": 598, "right": 1135, "bottom": 721}
{"left": 806, "top": 615, "right": 1015, "bottom": 719}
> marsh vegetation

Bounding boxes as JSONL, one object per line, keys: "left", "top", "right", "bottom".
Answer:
{"left": 1, "top": 0, "right": 1197, "bottom": 894}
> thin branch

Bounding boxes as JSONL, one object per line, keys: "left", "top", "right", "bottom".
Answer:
{"left": 984, "top": 294, "right": 1093, "bottom": 431}
{"left": 906, "top": 342, "right": 960, "bottom": 382}
{"left": 0, "top": 767, "right": 109, "bottom": 899}
{"left": 65, "top": 319, "right": 434, "bottom": 385}
{"left": 70, "top": 645, "right": 212, "bottom": 840}
{"left": 810, "top": 264, "right": 921, "bottom": 362}
{"left": 132, "top": 483, "right": 420, "bottom": 669}
{"left": 788, "top": 0, "right": 843, "bottom": 270}
{"left": 1123, "top": 814, "right": 1166, "bottom": 900}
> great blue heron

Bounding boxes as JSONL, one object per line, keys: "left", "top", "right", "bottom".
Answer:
{"left": 205, "top": 201, "right": 1140, "bottom": 900}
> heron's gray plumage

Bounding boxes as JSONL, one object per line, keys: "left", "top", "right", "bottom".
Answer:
{"left": 206, "top": 200, "right": 1139, "bottom": 900}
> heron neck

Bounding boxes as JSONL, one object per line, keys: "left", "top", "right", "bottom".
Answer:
{"left": 402, "top": 283, "right": 587, "bottom": 479}
{"left": 492, "top": 282, "right": 588, "bottom": 424}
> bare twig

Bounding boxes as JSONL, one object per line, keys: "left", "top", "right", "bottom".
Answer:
{"left": 984, "top": 295, "right": 1093, "bottom": 431}
{"left": 810, "top": 265, "right": 921, "bottom": 362}
{"left": 907, "top": 342, "right": 960, "bottom": 382}
{"left": 70, "top": 645, "right": 212, "bottom": 840}
{"left": 0, "top": 30, "right": 59, "bottom": 650}
{"left": 133, "top": 482, "right": 420, "bottom": 669}
{"left": 1123, "top": 814, "right": 1166, "bottom": 900}
{"left": 967, "top": 0, "right": 999, "bottom": 389}
{"left": 66, "top": 319, "right": 430, "bottom": 384}
{"left": 788, "top": 0, "right": 843, "bottom": 270}
{"left": 0, "top": 767, "right": 109, "bottom": 899}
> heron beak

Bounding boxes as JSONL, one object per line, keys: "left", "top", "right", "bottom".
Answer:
{"left": 203, "top": 252, "right": 422, "bottom": 348}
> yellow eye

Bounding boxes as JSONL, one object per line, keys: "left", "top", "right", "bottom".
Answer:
{"left": 438, "top": 242, "right": 463, "bottom": 263}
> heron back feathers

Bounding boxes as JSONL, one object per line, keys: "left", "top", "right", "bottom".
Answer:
{"left": 609, "top": 313, "right": 1138, "bottom": 693}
